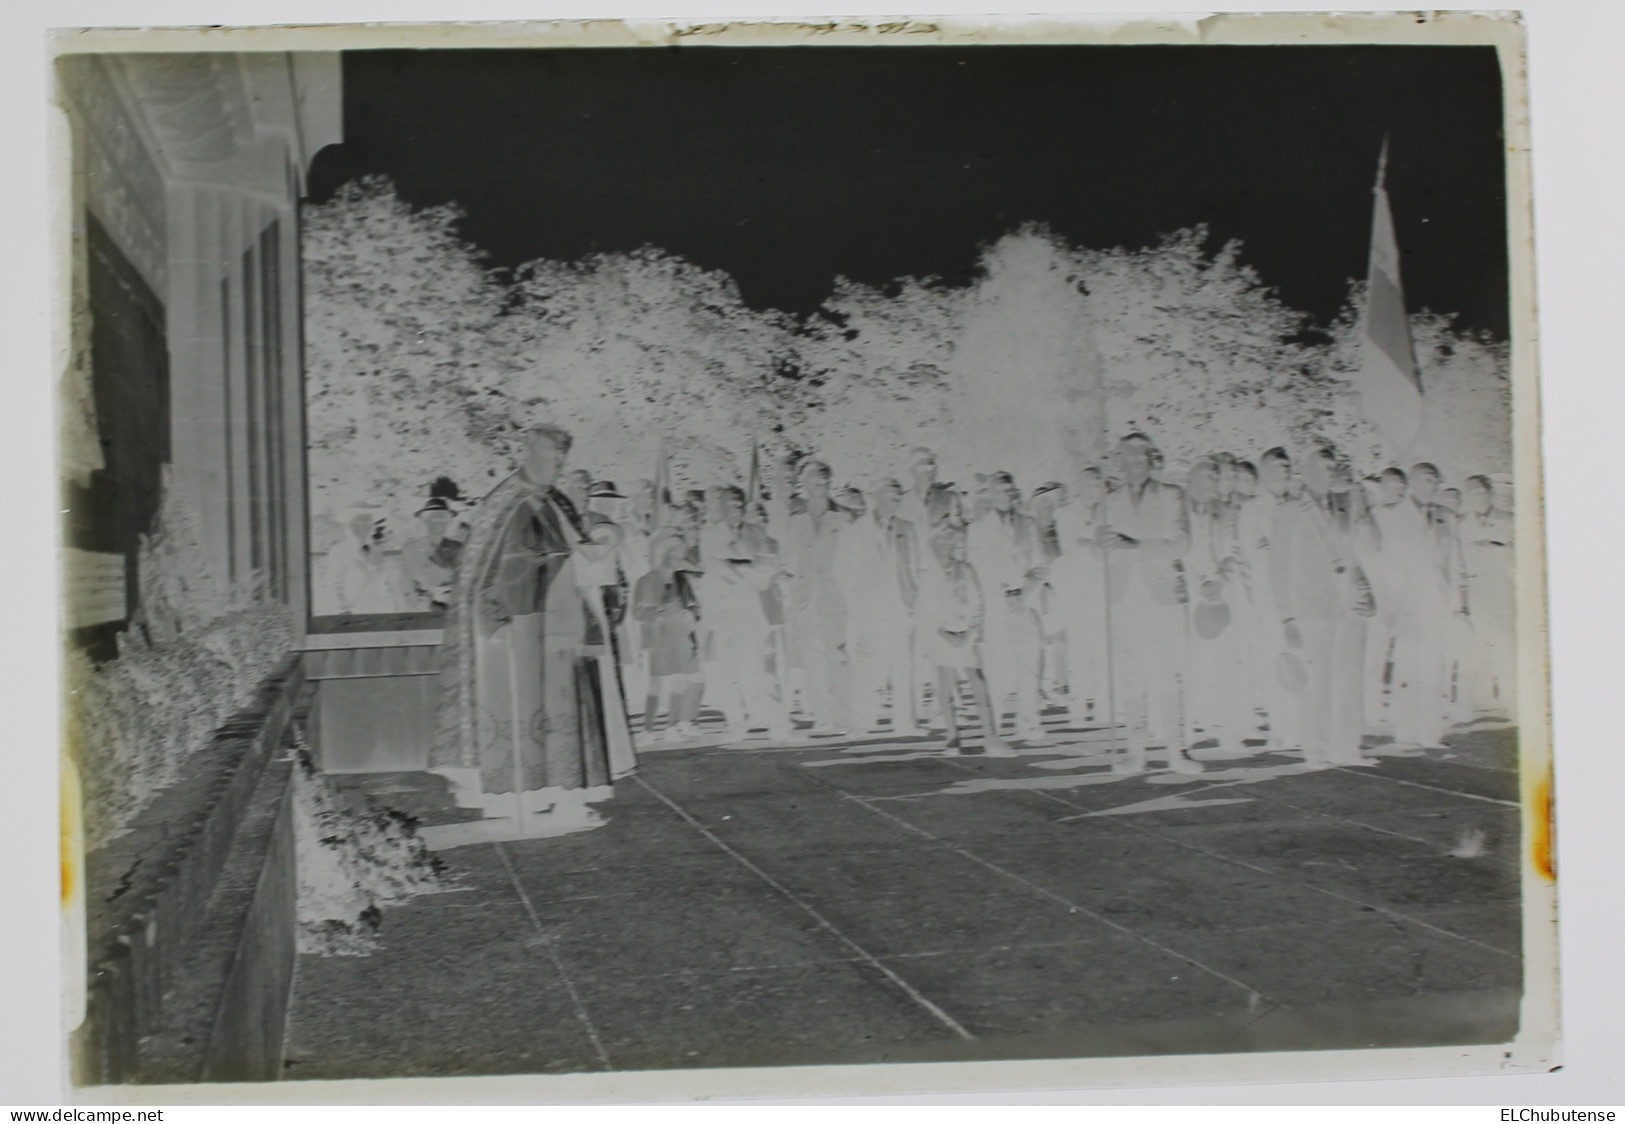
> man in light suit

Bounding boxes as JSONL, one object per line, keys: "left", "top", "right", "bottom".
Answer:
{"left": 839, "top": 478, "right": 921, "bottom": 732}
{"left": 897, "top": 447, "right": 941, "bottom": 726}
{"left": 1269, "top": 445, "right": 1377, "bottom": 767}
{"left": 1233, "top": 456, "right": 1295, "bottom": 750}
{"left": 780, "top": 459, "right": 852, "bottom": 735}
{"left": 1362, "top": 466, "right": 1412, "bottom": 735}
{"left": 1384, "top": 462, "right": 1469, "bottom": 750}
{"left": 1095, "top": 433, "right": 1199, "bottom": 774}
{"left": 1461, "top": 474, "right": 1514, "bottom": 719}
{"left": 967, "top": 471, "right": 1051, "bottom": 745}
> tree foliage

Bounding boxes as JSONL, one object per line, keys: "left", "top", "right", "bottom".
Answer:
{"left": 303, "top": 178, "right": 1511, "bottom": 525}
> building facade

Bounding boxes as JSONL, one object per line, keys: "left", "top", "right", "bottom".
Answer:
{"left": 59, "top": 51, "right": 340, "bottom": 652}
{"left": 57, "top": 50, "right": 341, "bottom": 1083}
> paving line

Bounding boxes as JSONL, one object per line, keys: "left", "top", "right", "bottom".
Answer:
{"left": 543, "top": 938, "right": 1126, "bottom": 988}
{"left": 950, "top": 762, "right": 1521, "bottom": 960}
{"left": 1239, "top": 788, "right": 1521, "bottom": 870}
{"left": 1330, "top": 765, "right": 1521, "bottom": 808}
{"left": 632, "top": 774, "right": 977, "bottom": 1041}
{"left": 494, "top": 841, "right": 615, "bottom": 1070}
{"left": 776, "top": 712, "right": 1520, "bottom": 959}
{"left": 1051, "top": 775, "right": 1521, "bottom": 871}
{"left": 835, "top": 788, "right": 1277, "bottom": 1008}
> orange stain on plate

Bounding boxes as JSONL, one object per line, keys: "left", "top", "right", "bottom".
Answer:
{"left": 1530, "top": 765, "right": 1555, "bottom": 882}
{"left": 61, "top": 761, "right": 79, "bottom": 904}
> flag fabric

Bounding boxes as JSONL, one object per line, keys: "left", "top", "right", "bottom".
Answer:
{"left": 1356, "top": 139, "right": 1425, "bottom": 455}
{"left": 746, "top": 437, "right": 761, "bottom": 505}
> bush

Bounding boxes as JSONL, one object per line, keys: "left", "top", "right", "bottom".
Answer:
{"left": 289, "top": 741, "right": 447, "bottom": 956}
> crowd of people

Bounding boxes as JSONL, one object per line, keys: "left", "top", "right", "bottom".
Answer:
{"left": 409, "top": 428, "right": 1517, "bottom": 777}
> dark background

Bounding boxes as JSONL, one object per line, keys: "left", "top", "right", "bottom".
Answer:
{"left": 308, "top": 45, "right": 1508, "bottom": 338}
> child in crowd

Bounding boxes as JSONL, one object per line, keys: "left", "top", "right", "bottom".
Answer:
{"left": 632, "top": 529, "right": 705, "bottom": 742}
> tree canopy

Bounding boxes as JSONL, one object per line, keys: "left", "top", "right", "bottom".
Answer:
{"left": 303, "top": 176, "right": 1511, "bottom": 528}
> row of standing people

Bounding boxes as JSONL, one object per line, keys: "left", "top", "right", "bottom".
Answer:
{"left": 574, "top": 437, "right": 1512, "bottom": 773}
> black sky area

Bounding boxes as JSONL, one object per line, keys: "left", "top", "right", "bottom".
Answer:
{"left": 307, "top": 45, "right": 1509, "bottom": 338}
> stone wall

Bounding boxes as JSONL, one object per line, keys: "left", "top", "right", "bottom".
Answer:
{"left": 73, "top": 658, "right": 308, "bottom": 1085}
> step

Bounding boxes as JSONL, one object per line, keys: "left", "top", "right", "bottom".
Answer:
{"left": 325, "top": 770, "right": 485, "bottom": 828}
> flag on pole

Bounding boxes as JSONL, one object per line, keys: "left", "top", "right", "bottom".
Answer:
{"left": 746, "top": 437, "right": 761, "bottom": 505}
{"left": 1355, "top": 138, "right": 1425, "bottom": 455}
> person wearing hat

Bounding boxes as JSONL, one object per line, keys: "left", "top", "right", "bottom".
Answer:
{"left": 585, "top": 479, "right": 627, "bottom": 522}
{"left": 332, "top": 509, "right": 412, "bottom": 615}
{"left": 574, "top": 511, "right": 629, "bottom": 640}
{"left": 429, "top": 423, "right": 627, "bottom": 835}
{"left": 400, "top": 494, "right": 466, "bottom": 611}
{"left": 614, "top": 480, "right": 657, "bottom": 705}
{"left": 633, "top": 528, "right": 706, "bottom": 742}
{"left": 573, "top": 512, "right": 637, "bottom": 772}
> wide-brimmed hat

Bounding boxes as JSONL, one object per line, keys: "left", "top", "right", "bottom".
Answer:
{"left": 416, "top": 496, "right": 454, "bottom": 516}
{"left": 589, "top": 480, "right": 626, "bottom": 500}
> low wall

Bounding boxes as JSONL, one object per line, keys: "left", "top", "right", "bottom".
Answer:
{"left": 303, "top": 620, "right": 442, "bottom": 774}
{"left": 73, "top": 655, "right": 308, "bottom": 1085}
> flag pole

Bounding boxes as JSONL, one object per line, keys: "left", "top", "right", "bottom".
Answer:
{"left": 1096, "top": 407, "right": 1123, "bottom": 771}
{"left": 1375, "top": 136, "right": 1410, "bottom": 467}
{"left": 1077, "top": 303, "right": 1123, "bottom": 769}
{"left": 654, "top": 435, "right": 669, "bottom": 530}
{"left": 1359, "top": 132, "right": 1424, "bottom": 465}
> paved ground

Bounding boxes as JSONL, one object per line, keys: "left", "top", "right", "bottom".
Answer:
{"left": 281, "top": 721, "right": 1524, "bottom": 1081}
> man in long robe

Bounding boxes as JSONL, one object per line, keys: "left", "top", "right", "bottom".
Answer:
{"left": 430, "top": 425, "right": 633, "bottom": 832}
